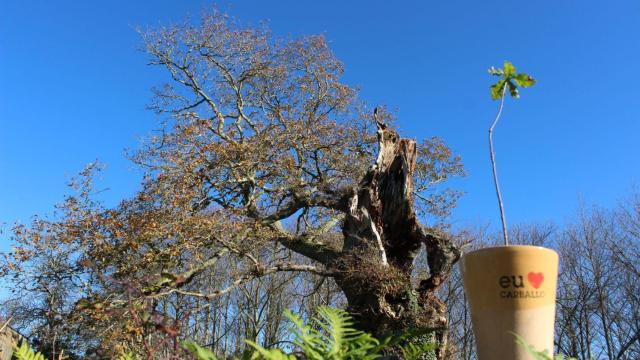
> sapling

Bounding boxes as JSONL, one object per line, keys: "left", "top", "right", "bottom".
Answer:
{"left": 488, "top": 61, "right": 536, "bottom": 245}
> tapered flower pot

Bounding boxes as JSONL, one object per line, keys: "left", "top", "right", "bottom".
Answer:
{"left": 461, "top": 245, "right": 559, "bottom": 359}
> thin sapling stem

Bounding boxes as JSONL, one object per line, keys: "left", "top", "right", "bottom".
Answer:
{"left": 489, "top": 84, "right": 510, "bottom": 246}
{"left": 487, "top": 61, "right": 536, "bottom": 246}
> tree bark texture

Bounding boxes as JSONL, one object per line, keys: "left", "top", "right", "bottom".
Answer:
{"left": 334, "top": 125, "right": 461, "bottom": 358}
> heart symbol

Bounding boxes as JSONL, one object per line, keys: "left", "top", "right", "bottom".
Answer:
{"left": 527, "top": 272, "right": 544, "bottom": 289}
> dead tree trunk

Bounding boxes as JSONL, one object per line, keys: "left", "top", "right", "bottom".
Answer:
{"left": 334, "top": 124, "right": 460, "bottom": 358}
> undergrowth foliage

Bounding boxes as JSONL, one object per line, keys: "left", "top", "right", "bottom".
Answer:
{"left": 12, "top": 342, "right": 45, "bottom": 360}
{"left": 12, "top": 308, "right": 579, "bottom": 360}
{"left": 11, "top": 306, "right": 436, "bottom": 359}
{"left": 181, "top": 306, "right": 437, "bottom": 360}
{"left": 514, "top": 334, "right": 578, "bottom": 360}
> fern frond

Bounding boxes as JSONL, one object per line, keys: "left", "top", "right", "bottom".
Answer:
{"left": 246, "top": 340, "right": 295, "bottom": 360}
{"left": 12, "top": 341, "right": 45, "bottom": 360}
{"left": 182, "top": 340, "right": 220, "bottom": 360}
{"left": 400, "top": 341, "right": 438, "bottom": 360}
{"left": 513, "top": 333, "right": 578, "bottom": 360}
{"left": 286, "top": 309, "right": 324, "bottom": 360}
{"left": 116, "top": 352, "right": 139, "bottom": 360}
{"left": 315, "top": 306, "right": 352, "bottom": 357}
{"left": 290, "top": 306, "right": 384, "bottom": 360}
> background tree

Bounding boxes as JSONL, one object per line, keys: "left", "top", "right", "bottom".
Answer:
{"left": 554, "top": 199, "right": 640, "bottom": 360}
{"left": 441, "top": 198, "right": 639, "bottom": 360}
{"left": 0, "top": 167, "right": 101, "bottom": 359}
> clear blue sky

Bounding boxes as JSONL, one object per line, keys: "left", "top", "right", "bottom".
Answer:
{"left": 1, "top": 0, "right": 639, "bottom": 251}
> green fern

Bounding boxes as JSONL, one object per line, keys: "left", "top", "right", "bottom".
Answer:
{"left": 400, "top": 340, "right": 438, "bottom": 360}
{"left": 12, "top": 341, "right": 45, "bottom": 360}
{"left": 290, "top": 306, "right": 383, "bottom": 360}
{"left": 117, "top": 352, "right": 140, "bottom": 360}
{"left": 245, "top": 341, "right": 295, "bottom": 360}
{"left": 514, "top": 333, "right": 578, "bottom": 360}
{"left": 246, "top": 306, "right": 436, "bottom": 360}
{"left": 244, "top": 306, "right": 379, "bottom": 360}
{"left": 182, "top": 340, "right": 222, "bottom": 360}
{"left": 12, "top": 340, "right": 143, "bottom": 360}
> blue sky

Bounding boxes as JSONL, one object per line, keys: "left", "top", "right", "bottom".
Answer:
{"left": 1, "top": 0, "right": 639, "bottom": 251}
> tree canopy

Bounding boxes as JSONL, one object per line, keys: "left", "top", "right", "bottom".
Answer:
{"left": 1, "top": 10, "right": 464, "bottom": 358}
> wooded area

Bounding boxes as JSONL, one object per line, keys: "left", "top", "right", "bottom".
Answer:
{"left": 0, "top": 10, "right": 637, "bottom": 360}
{"left": 441, "top": 200, "right": 640, "bottom": 359}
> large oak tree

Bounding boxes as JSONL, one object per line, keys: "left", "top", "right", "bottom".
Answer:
{"left": 2, "top": 11, "right": 463, "bottom": 358}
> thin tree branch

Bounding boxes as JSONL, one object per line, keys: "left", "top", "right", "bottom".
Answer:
{"left": 149, "top": 264, "right": 333, "bottom": 300}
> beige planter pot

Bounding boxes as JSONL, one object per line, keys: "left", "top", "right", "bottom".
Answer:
{"left": 461, "top": 245, "right": 559, "bottom": 359}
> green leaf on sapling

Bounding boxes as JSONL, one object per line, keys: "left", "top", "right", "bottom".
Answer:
{"left": 488, "top": 66, "right": 503, "bottom": 76}
{"left": 513, "top": 73, "right": 536, "bottom": 88}
{"left": 503, "top": 61, "right": 516, "bottom": 77}
{"left": 507, "top": 80, "right": 520, "bottom": 98}
{"left": 490, "top": 79, "right": 506, "bottom": 100}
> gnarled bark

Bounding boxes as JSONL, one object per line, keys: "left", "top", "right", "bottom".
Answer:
{"left": 336, "top": 124, "right": 461, "bottom": 358}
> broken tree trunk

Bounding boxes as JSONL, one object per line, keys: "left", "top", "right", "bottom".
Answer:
{"left": 335, "top": 124, "right": 461, "bottom": 359}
